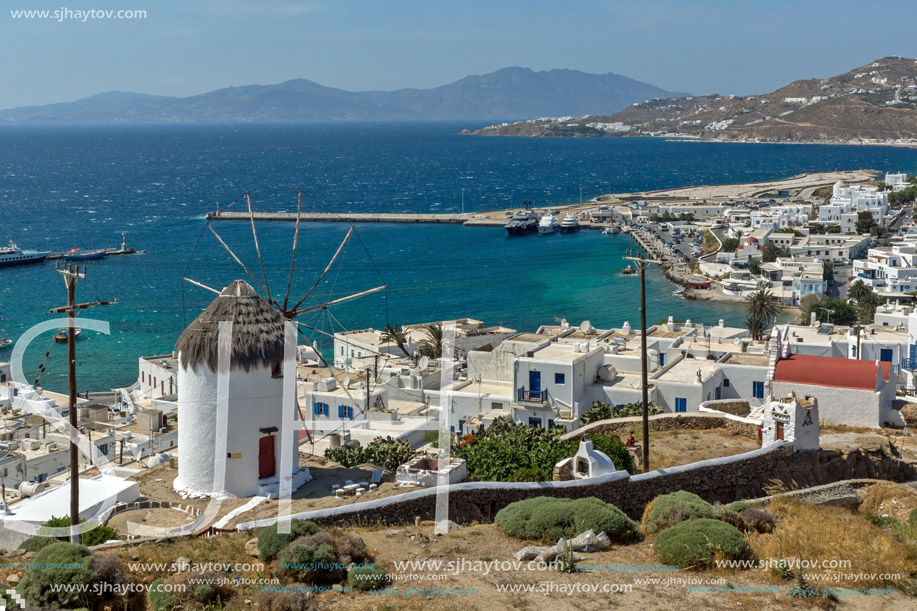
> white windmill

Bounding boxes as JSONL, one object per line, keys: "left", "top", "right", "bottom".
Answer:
{"left": 174, "top": 190, "right": 387, "bottom": 498}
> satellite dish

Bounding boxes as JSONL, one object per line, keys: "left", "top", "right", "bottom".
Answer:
{"left": 580, "top": 320, "right": 595, "bottom": 334}
{"left": 342, "top": 376, "right": 351, "bottom": 388}
{"left": 419, "top": 356, "right": 430, "bottom": 369}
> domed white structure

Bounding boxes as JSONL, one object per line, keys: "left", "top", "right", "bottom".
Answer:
{"left": 173, "top": 280, "right": 302, "bottom": 498}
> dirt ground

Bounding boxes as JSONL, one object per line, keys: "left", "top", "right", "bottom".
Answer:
{"left": 107, "top": 508, "right": 200, "bottom": 534}
{"left": 126, "top": 429, "right": 761, "bottom": 529}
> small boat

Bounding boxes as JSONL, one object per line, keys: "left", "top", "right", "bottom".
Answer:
{"left": 62, "top": 248, "right": 106, "bottom": 261}
{"left": 504, "top": 211, "right": 539, "bottom": 236}
{"left": 685, "top": 276, "right": 712, "bottom": 289}
{"left": 0, "top": 338, "right": 11, "bottom": 349}
{"left": 0, "top": 238, "right": 50, "bottom": 268}
{"left": 602, "top": 225, "right": 621, "bottom": 235}
{"left": 54, "top": 328, "right": 82, "bottom": 343}
{"left": 559, "top": 213, "right": 581, "bottom": 234}
{"left": 622, "top": 265, "right": 637, "bottom": 276}
{"left": 538, "top": 213, "right": 559, "bottom": 234}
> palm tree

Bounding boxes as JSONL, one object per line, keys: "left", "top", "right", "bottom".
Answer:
{"left": 419, "top": 324, "right": 444, "bottom": 359}
{"left": 380, "top": 323, "right": 411, "bottom": 358}
{"left": 847, "top": 279, "right": 873, "bottom": 304}
{"left": 744, "top": 288, "right": 780, "bottom": 340}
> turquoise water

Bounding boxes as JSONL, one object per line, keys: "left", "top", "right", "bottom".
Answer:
{"left": 0, "top": 122, "right": 914, "bottom": 392}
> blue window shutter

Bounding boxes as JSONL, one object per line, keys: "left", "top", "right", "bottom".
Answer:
{"left": 348, "top": 406, "right": 354, "bottom": 419}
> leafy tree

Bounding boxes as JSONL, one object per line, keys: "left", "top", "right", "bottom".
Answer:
{"left": 801, "top": 296, "right": 858, "bottom": 326}
{"left": 847, "top": 280, "right": 882, "bottom": 324}
{"left": 721, "top": 238, "right": 740, "bottom": 252}
{"left": 855, "top": 211, "right": 880, "bottom": 235}
{"left": 748, "top": 257, "right": 761, "bottom": 276}
{"left": 581, "top": 401, "right": 662, "bottom": 425}
{"left": 744, "top": 288, "right": 781, "bottom": 340}
{"left": 822, "top": 259, "right": 834, "bottom": 282}
{"left": 761, "top": 242, "right": 791, "bottom": 263}
{"left": 380, "top": 323, "right": 411, "bottom": 358}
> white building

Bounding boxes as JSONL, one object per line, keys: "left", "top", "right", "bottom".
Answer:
{"left": 818, "top": 180, "right": 890, "bottom": 227}
{"left": 886, "top": 172, "right": 909, "bottom": 192}
{"left": 853, "top": 243, "right": 917, "bottom": 298}
{"left": 173, "top": 280, "right": 306, "bottom": 499}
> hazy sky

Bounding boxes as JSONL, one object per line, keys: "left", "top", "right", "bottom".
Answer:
{"left": 1, "top": 0, "right": 914, "bottom": 109}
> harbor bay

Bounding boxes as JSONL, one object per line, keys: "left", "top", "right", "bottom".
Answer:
{"left": 1, "top": 121, "right": 915, "bottom": 393}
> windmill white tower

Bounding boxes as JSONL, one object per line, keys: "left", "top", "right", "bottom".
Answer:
{"left": 176, "top": 190, "right": 387, "bottom": 498}
{"left": 174, "top": 279, "right": 300, "bottom": 498}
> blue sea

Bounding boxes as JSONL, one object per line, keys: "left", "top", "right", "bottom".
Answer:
{"left": 0, "top": 121, "right": 915, "bottom": 392}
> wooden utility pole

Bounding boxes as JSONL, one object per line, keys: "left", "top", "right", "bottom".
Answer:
{"left": 54, "top": 262, "right": 84, "bottom": 543}
{"left": 50, "top": 263, "right": 116, "bottom": 544}
{"left": 624, "top": 250, "right": 661, "bottom": 473}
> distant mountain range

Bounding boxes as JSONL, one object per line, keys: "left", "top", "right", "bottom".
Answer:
{"left": 473, "top": 57, "right": 917, "bottom": 143}
{"left": 0, "top": 68, "right": 687, "bottom": 123}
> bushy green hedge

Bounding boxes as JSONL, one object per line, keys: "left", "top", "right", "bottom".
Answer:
{"left": 495, "top": 496, "right": 640, "bottom": 544}
{"left": 17, "top": 542, "right": 100, "bottom": 608}
{"left": 653, "top": 519, "right": 751, "bottom": 567}
{"left": 348, "top": 564, "right": 389, "bottom": 591}
{"left": 279, "top": 542, "right": 343, "bottom": 583}
{"left": 257, "top": 520, "right": 318, "bottom": 561}
{"left": 642, "top": 491, "right": 715, "bottom": 534}
{"left": 324, "top": 436, "right": 416, "bottom": 468}
{"left": 19, "top": 516, "right": 120, "bottom": 550}
{"left": 453, "top": 418, "right": 634, "bottom": 482}
{"left": 148, "top": 578, "right": 178, "bottom": 611}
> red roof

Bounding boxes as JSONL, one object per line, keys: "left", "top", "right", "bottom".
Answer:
{"left": 773, "top": 354, "right": 889, "bottom": 391}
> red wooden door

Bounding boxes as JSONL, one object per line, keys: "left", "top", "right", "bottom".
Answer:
{"left": 775, "top": 423, "right": 784, "bottom": 441}
{"left": 259, "top": 435, "right": 276, "bottom": 479}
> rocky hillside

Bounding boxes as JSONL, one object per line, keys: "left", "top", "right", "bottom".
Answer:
{"left": 472, "top": 56, "right": 917, "bottom": 142}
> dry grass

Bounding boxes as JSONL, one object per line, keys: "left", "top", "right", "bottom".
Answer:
{"left": 642, "top": 428, "right": 759, "bottom": 472}
{"left": 860, "top": 482, "right": 917, "bottom": 520}
{"left": 746, "top": 499, "right": 917, "bottom": 589}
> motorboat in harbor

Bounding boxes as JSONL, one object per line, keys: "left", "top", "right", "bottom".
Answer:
{"left": 559, "top": 213, "right": 581, "bottom": 234}
{"left": 602, "top": 225, "right": 621, "bottom": 235}
{"left": 54, "top": 328, "right": 82, "bottom": 343}
{"left": 622, "top": 265, "right": 637, "bottom": 276}
{"left": 62, "top": 247, "right": 107, "bottom": 261}
{"left": 685, "top": 276, "right": 713, "bottom": 289}
{"left": 504, "top": 210, "right": 539, "bottom": 236}
{"left": 0, "top": 238, "right": 50, "bottom": 268}
{"left": 538, "top": 213, "right": 559, "bottom": 234}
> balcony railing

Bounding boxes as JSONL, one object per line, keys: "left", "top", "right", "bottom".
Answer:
{"left": 902, "top": 358, "right": 917, "bottom": 372}
{"left": 517, "top": 388, "right": 547, "bottom": 403}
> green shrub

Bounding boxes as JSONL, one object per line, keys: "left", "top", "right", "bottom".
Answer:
{"left": 909, "top": 508, "right": 917, "bottom": 526}
{"left": 193, "top": 583, "right": 217, "bottom": 603}
{"left": 508, "top": 466, "right": 545, "bottom": 482}
{"left": 148, "top": 578, "right": 179, "bottom": 611}
{"left": 643, "top": 491, "right": 715, "bottom": 534}
{"left": 348, "top": 564, "right": 389, "bottom": 591}
{"left": 18, "top": 535, "right": 55, "bottom": 552}
{"left": 725, "top": 501, "right": 751, "bottom": 513}
{"left": 324, "top": 436, "right": 416, "bottom": 468}
{"left": 257, "top": 520, "right": 318, "bottom": 561}
{"left": 654, "top": 519, "right": 751, "bottom": 568}
{"left": 28, "top": 515, "right": 120, "bottom": 547}
{"left": 589, "top": 435, "right": 636, "bottom": 474}
{"left": 17, "top": 542, "right": 100, "bottom": 608}
{"left": 495, "top": 496, "right": 640, "bottom": 544}
{"left": 581, "top": 401, "right": 663, "bottom": 425}
{"left": 279, "top": 542, "right": 344, "bottom": 583}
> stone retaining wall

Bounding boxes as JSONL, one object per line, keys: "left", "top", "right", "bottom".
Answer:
{"left": 701, "top": 400, "right": 751, "bottom": 417}
{"left": 237, "top": 440, "right": 915, "bottom": 531}
{"left": 562, "top": 412, "right": 758, "bottom": 440}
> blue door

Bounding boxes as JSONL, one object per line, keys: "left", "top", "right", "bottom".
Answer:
{"left": 675, "top": 398, "right": 687, "bottom": 413}
{"left": 529, "top": 370, "right": 541, "bottom": 392}
{"left": 880, "top": 348, "right": 893, "bottom": 362}
{"left": 715, "top": 386, "right": 721, "bottom": 400}
{"left": 528, "top": 417, "right": 542, "bottom": 428}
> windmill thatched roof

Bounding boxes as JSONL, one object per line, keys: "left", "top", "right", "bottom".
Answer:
{"left": 176, "top": 280, "right": 285, "bottom": 373}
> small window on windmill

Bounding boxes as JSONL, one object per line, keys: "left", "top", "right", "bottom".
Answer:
{"left": 271, "top": 361, "right": 282, "bottom": 378}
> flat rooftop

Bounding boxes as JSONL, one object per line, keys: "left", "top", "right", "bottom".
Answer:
{"left": 530, "top": 342, "right": 593, "bottom": 363}
{"left": 654, "top": 358, "right": 721, "bottom": 383}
